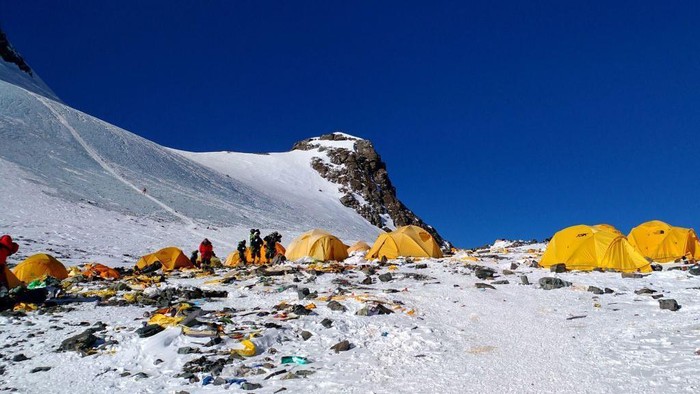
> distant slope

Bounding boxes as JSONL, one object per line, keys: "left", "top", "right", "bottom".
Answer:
{"left": 0, "top": 29, "right": 59, "bottom": 101}
{"left": 0, "top": 79, "right": 381, "bottom": 252}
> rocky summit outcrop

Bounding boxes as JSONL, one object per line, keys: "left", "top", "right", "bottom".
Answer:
{"left": 292, "top": 132, "right": 450, "bottom": 249}
{"left": 0, "top": 28, "right": 32, "bottom": 75}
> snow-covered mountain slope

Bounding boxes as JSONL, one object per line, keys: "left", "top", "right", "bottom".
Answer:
{"left": 0, "top": 78, "right": 382, "bottom": 261}
{"left": 0, "top": 29, "right": 59, "bottom": 101}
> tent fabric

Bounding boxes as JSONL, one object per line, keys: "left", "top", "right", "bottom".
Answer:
{"left": 347, "top": 241, "right": 371, "bottom": 255}
{"left": 540, "top": 224, "right": 651, "bottom": 273}
{"left": 285, "top": 229, "right": 349, "bottom": 261}
{"left": 367, "top": 225, "right": 443, "bottom": 260}
{"left": 82, "top": 263, "right": 120, "bottom": 280}
{"left": 136, "top": 247, "right": 193, "bottom": 271}
{"left": 2, "top": 265, "right": 22, "bottom": 288}
{"left": 13, "top": 253, "right": 69, "bottom": 283}
{"left": 224, "top": 243, "right": 286, "bottom": 267}
{"left": 593, "top": 224, "right": 622, "bottom": 235}
{"left": 628, "top": 220, "right": 700, "bottom": 263}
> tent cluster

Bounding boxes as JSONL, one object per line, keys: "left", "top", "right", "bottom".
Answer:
{"left": 540, "top": 220, "right": 700, "bottom": 273}
{"left": 134, "top": 225, "right": 443, "bottom": 273}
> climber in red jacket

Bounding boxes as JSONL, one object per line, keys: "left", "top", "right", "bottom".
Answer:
{"left": 198, "top": 238, "right": 214, "bottom": 269}
{"left": 0, "top": 234, "right": 19, "bottom": 289}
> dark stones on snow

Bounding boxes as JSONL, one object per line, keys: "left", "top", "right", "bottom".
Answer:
{"left": 356, "top": 304, "right": 394, "bottom": 316}
{"left": 297, "top": 288, "right": 317, "bottom": 300}
{"left": 635, "top": 288, "right": 657, "bottom": 295}
{"left": 539, "top": 277, "right": 572, "bottom": 290}
{"left": 659, "top": 299, "right": 681, "bottom": 311}
{"left": 689, "top": 265, "right": 700, "bottom": 276}
{"left": 58, "top": 327, "right": 104, "bottom": 355}
{"left": 30, "top": 366, "right": 51, "bottom": 373}
{"left": 241, "top": 382, "right": 263, "bottom": 390}
{"left": 520, "top": 275, "right": 530, "bottom": 285}
{"left": 326, "top": 301, "right": 347, "bottom": 312}
{"left": 475, "top": 283, "right": 496, "bottom": 290}
{"left": 621, "top": 272, "right": 647, "bottom": 279}
{"left": 491, "top": 280, "right": 509, "bottom": 285}
{"left": 587, "top": 286, "right": 604, "bottom": 295}
{"left": 361, "top": 276, "right": 373, "bottom": 285}
{"left": 291, "top": 305, "right": 312, "bottom": 316}
{"left": 378, "top": 273, "right": 393, "bottom": 282}
{"left": 475, "top": 268, "right": 496, "bottom": 280}
{"left": 550, "top": 264, "right": 567, "bottom": 273}
{"left": 320, "top": 318, "right": 333, "bottom": 328}
{"left": 330, "top": 340, "right": 352, "bottom": 353}
{"left": 300, "top": 331, "right": 312, "bottom": 341}
{"left": 414, "top": 263, "right": 428, "bottom": 269}
{"left": 136, "top": 324, "right": 164, "bottom": 338}
{"left": 11, "top": 354, "right": 29, "bottom": 362}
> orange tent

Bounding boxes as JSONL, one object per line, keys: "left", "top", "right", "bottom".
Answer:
{"left": 82, "top": 263, "right": 120, "bottom": 280}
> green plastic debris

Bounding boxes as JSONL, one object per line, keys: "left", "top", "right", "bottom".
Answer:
{"left": 281, "top": 356, "right": 310, "bottom": 365}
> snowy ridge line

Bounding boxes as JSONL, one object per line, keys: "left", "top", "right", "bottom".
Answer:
{"left": 31, "top": 93, "right": 234, "bottom": 249}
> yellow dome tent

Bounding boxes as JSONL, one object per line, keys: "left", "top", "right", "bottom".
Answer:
{"left": 347, "top": 241, "right": 371, "bottom": 255}
{"left": 540, "top": 224, "right": 651, "bottom": 272}
{"left": 13, "top": 253, "right": 69, "bottom": 282}
{"left": 285, "top": 229, "right": 349, "bottom": 261}
{"left": 367, "top": 225, "right": 443, "bottom": 260}
{"left": 2, "top": 265, "right": 23, "bottom": 288}
{"left": 136, "top": 247, "right": 193, "bottom": 271}
{"left": 628, "top": 220, "right": 700, "bottom": 263}
{"left": 593, "top": 223, "right": 622, "bottom": 235}
{"left": 224, "top": 243, "right": 286, "bottom": 267}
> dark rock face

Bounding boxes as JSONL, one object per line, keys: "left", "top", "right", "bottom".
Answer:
{"left": 293, "top": 133, "right": 449, "bottom": 249}
{"left": 0, "top": 29, "right": 32, "bottom": 75}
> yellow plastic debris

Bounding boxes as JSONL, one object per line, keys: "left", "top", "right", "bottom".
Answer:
{"left": 13, "top": 303, "right": 37, "bottom": 312}
{"left": 304, "top": 303, "right": 317, "bottom": 310}
{"left": 236, "top": 339, "right": 257, "bottom": 357}
{"left": 123, "top": 292, "right": 139, "bottom": 303}
{"left": 388, "top": 265, "right": 399, "bottom": 271}
{"left": 148, "top": 314, "right": 184, "bottom": 327}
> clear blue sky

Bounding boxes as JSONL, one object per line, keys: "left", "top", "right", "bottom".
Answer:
{"left": 2, "top": 1, "right": 700, "bottom": 247}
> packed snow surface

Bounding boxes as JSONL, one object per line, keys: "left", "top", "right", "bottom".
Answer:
{"left": 1, "top": 245, "right": 700, "bottom": 393}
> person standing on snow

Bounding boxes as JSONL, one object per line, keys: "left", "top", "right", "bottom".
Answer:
{"left": 237, "top": 240, "right": 247, "bottom": 265}
{"left": 0, "top": 235, "right": 20, "bottom": 290}
{"left": 264, "top": 232, "right": 282, "bottom": 262}
{"left": 250, "top": 230, "right": 263, "bottom": 264}
{"left": 198, "top": 238, "right": 214, "bottom": 269}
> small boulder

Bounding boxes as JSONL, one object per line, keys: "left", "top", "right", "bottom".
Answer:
{"left": 330, "top": 340, "right": 352, "bottom": 353}
{"left": 587, "top": 286, "right": 604, "bottom": 295}
{"left": 241, "top": 382, "right": 263, "bottom": 390}
{"left": 550, "top": 264, "right": 567, "bottom": 273}
{"left": 538, "top": 277, "right": 571, "bottom": 290}
{"left": 11, "top": 354, "right": 29, "bottom": 362}
{"left": 320, "top": 318, "right": 333, "bottom": 328}
{"left": 326, "top": 301, "right": 347, "bottom": 312}
{"left": 300, "top": 331, "right": 312, "bottom": 341}
{"left": 414, "top": 263, "right": 428, "bottom": 269}
{"left": 475, "top": 283, "right": 496, "bottom": 290}
{"left": 659, "top": 299, "right": 681, "bottom": 311}
{"left": 361, "top": 276, "right": 373, "bottom": 285}
{"left": 520, "top": 275, "right": 530, "bottom": 285}
{"left": 136, "top": 324, "right": 164, "bottom": 338}
{"left": 492, "top": 280, "right": 509, "bottom": 285}
{"left": 475, "top": 268, "right": 496, "bottom": 280}
{"left": 634, "top": 288, "right": 656, "bottom": 295}
{"left": 58, "top": 328, "right": 100, "bottom": 355}
{"left": 378, "top": 273, "right": 393, "bottom": 282}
